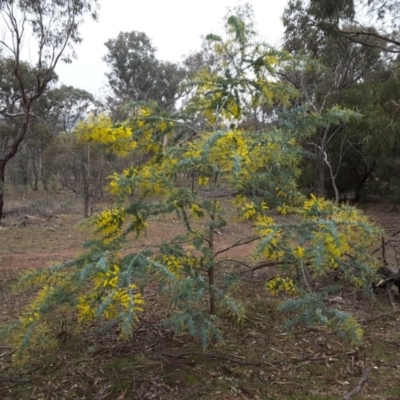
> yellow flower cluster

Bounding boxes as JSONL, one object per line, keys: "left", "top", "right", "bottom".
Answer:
{"left": 182, "top": 252, "right": 198, "bottom": 270}
{"left": 241, "top": 202, "right": 257, "bottom": 220}
{"left": 107, "top": 156, "right": 177, "bottom": 198}
{"left": 19, "top": 311, "right": 40, "bottom": 327}
{"left": 162, "top": 255, "right": 182, "bottom": 277}
{"left": 300, "top": 198, "right": 380, "bottom": 272}
{"left": 326, "top": 233, "right": 345, "bottom": 267}
{"left": 294, "top": 246, "right": 305, "bottom": 259}
{"left": 137, "top": 129, "right": 161, "bottom": 153}
{"left": 333, "top": 206, "right": 377, "bottom": 253}
{"left": 266, "top": 277, "right": 297, "bottom": 296}
{"left": 184, "top": 142, "right": 202, "bottom": 159}
{"left": 77, "top": 263, "right": 144, "bottom": 327}
{"left": 264, "top": 54, "right": 278, "bottom": 67}
{"left": 262, "top": 236, "right": 284, "bottom": 260}
{"left": 107, "top": 168, "right": 136, "bottom": 196}
{"left": 254, "top": 214, "right": 275, "bottom": 235}
{"left": 240, "top": 201, "right": 269, "bottom": 221}
{"left": 224, "top": 96, "right": 242, "bottom": 119}
{"left": 95, "top": 263, "right": 121, "bottom": 289}
{"left": 329, "top": 315, "right": 364, "bottom": 344}
{"left": 138, "top": 106, "right": 152, "bottom": 118}
{"left": 158, "top": 252, "right": 200, "bottom": 278}
{"left": 96, "top": 208, "right": 126, "bottom": 243}
{"left": 77, "top": 285, "right": 144, "bottom": 324}
{"left": 210, "top": 130, "right": 251, "bottom": 171}
{"left": 232, "top": 194, "right": 246, "bottom": 207}
{"left": 233, "top": 196, "right": 269, "bottom": 221}
{"left": 276, "top": 186, "right": 290, "bottom": 199}
{"left": 128, "top": 163, "right": 172, "bottom": 195}
{"left": 77, "top": 114, "right": 137, "bottom": 157}
{"left": 190, "top": 203, "right": 204, "bottom": 218}
{"left": 198, "top": 176, "right": 209, "bottom": 186}
{"left": 254, "top": 214, "right": 283, "bottom": 259}
{"left": 129, "top": 105, "right": 174, "bottom": 154}
{"left": 301, "top": 194, "right": 333, "bottom": 218}
{"left": 277, "top": 203, "right": 291, "bottom": 215}
{"left": 131, "top": 213, "right": 148, "bottom": 235}
{"left": 76, "top": 297, "right": 96, "bottom": 322}
{"left": 19, "top": 285, "right": 55, "bottom": 327}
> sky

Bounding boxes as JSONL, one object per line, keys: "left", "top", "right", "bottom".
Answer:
{"left": 55, "top": 0, "right": 288, "bottom": 98}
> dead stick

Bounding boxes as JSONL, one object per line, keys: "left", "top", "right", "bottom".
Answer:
{"left": 341, "top": 367, "right": 371, "bottom": 400}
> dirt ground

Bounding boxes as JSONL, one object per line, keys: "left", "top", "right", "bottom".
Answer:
{"left": 0, "top": 214, "right": 87, "bottom": 271}
{"left": 0, "top": 201, "right": 261, "bottom": 273}
{"left": 2, "top": 194, "right": 400, "bottom": 399}
{"left": 1, "top": 199, "right": 400, "bottom": 272}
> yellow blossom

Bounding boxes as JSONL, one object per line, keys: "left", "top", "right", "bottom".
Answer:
{"left": 294, "top": 246, "right": 305, "bottom": 259}
{"left": 198, "top": 176, "right": 209, "bottom": 186}
{"left": 266, "top": 277, "right": 297, "bottom": 296}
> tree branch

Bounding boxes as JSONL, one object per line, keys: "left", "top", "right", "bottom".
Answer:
{"left": 213, "top": 236, "right": 261, "bottom": 258}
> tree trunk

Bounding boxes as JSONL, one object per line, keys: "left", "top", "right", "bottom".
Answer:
{"left": 208, "top": 209, "right": 216, "bottom": 315}
{"left": 208, "top": 174, "right": 219, "bottom": 316}
{"left": 39, "top": 151, "right": 48, "bottom": 191}
{"left": 83, "top": 177, "right": 90, "bottom": 218}
{"left": 30, "top": 148, "right": 39, "bottom": 191}
{"left": 317, "top": 149, "right": 325, "bottom": 198}
{"left": 30, "top": 167, "right": 39, "bottom": 191}
{"left": 353, "top": 163, "right": 375, "bottom": 202}
{"left": 0, "top": 109, "right": 31, "bottom": 216}
{"left": 323, "top": 150, "right": 340, "bottom": 204}
{"left": 208, "top": 265, "right": 215, "bottom": 315}
{"left": 0, "top": 161, "right": 6, "bottom": 221}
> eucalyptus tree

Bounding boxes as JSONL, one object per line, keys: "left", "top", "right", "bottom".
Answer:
{"left": 337, "top": 63, "right": 400, "bottom": 201}
{"left": 0, "top": 0, "right": 99, "bottom": 219}
{"left": 27, "top": 85, "right": 97, "bottom": 191}
{"left": 285, "top": 0, "right": 400, "bottom": 54}
{"left": 43, "top": 85, "right": 99, "bottom": 134}
{"left": 1, "top": 72, "right": 97, "bottom": 193}
{"left": 0, "top": 56, "right": 56, "bottom": 196}
{"left": 103, "top": 31, "right": 186, "bottom": 120}
{"left": 281, "top": 0, "right": 389, "bottom": 201}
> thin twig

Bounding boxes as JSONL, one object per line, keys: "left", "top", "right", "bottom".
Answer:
{"left": 213, "top": 236, "right": 261, "bottom": 258}
{"left": 240, "top": 261, "right": 287, "bottom": 276}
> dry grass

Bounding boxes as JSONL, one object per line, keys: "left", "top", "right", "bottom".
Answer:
{"left": 1, "top": 189, "right": 400, "bottom": 399}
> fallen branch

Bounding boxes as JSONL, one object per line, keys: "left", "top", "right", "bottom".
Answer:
{"left": 341, "top": 367, "right": 371, "bottom": 400}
